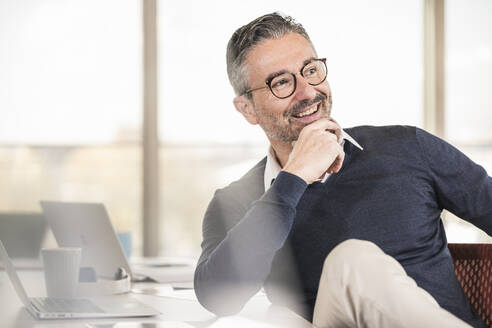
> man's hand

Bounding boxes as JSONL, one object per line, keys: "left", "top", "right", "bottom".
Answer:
{"left": 282, "top": 118, "right": 345, "bottom": 184}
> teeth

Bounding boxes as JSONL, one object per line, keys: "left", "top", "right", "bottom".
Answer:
{"left": 296, "top": 105, "right": 318, "bottom": 117}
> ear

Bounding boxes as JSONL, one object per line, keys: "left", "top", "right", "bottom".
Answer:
{"left": 233, "top": 95, "right": 258, "bottom": 125}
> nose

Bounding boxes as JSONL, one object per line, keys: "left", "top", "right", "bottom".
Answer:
{"left": 293, "top": 73, "right": 317, "bottom": 101}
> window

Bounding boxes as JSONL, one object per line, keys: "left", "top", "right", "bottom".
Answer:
{"left": 157, "top": 0, "right": 424, "bottom": 256}
{"left": 0, "top": 0, "right": 143, "bottom": 253}
{"left": 443, "top": 0, "right": 492, "bottom": 242}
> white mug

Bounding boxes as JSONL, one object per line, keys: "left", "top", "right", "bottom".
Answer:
{"left": 41, "top": 247, "right": 81, "bottom": 298}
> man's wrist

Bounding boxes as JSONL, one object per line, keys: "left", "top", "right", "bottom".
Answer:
{"left": 281, "top": 166, "right": 310, "bottom": 184}
{"left": 268, "top": 171, "right": 308, "bottom": 206}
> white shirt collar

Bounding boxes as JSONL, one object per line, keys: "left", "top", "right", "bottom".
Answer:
{"left": 264, "top": 130, "right": 363, "bottom": 191}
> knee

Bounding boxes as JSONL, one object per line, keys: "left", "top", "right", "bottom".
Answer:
{"left": 325, "top": 239, "right": 380, "bottom": 264}
{"left": 322, "top": 239, "right": 382, "bottom": 275}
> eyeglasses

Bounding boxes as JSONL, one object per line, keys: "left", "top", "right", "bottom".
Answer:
{"left": 242, "top": 58, "right": 327, "bottom": 99}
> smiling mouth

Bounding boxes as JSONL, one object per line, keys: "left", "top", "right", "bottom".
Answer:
{"left": 293, "top": 103, "right": 320, "bottom": 118}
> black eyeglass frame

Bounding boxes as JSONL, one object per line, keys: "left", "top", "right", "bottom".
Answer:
{"left": 242, "top": 58, "right": 327, "bottom": 99}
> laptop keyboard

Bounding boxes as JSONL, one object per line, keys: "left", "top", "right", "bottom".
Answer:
{"left": 32, "top": 297, "right": 105, "bottom": 313}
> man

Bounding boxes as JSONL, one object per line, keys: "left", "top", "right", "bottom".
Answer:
{"left": 194, "top": 12, "right": 491, "bottom": 328}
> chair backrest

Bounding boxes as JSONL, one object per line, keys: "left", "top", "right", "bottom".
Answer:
{"left": 448, "top": 243, "right": 492, "bottom": 327}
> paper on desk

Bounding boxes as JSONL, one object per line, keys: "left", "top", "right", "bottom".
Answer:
{"left": 130, "top": 256, "right": 196, "bottom": 267}
{"left": 132, "top": 285, "right": 197, "bottom": 301}
{"left": 86, "top": 322, "right": 194, "bottom": 328}
{"left": 130, "top": 257, "right": 196, "bottom": 283}
{"left": 208, "top": 317, "right": 279, "bottom": 328}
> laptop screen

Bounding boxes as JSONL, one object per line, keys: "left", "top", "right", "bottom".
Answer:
{"left": 0, "top": 239, "right": 31, "bottom": 306}
{"left": 40, "top": 201, "right": 131, "bottom": 279}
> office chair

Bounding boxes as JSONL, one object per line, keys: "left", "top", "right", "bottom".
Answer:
{"left": 449, "top": 243, "right": 492, "bottom": 327}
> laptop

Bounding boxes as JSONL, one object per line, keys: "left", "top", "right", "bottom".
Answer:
{"left": 0, "top": 239, "right": 160, "bottom": 319}
{"left": 0, "top": 213, "right": 48, "bottom": 268}
{"left": 40, "top": 201, "right": 134, "bottom": 280}
{"left": 40, "top": 201, "right": 195, "bottom": 284}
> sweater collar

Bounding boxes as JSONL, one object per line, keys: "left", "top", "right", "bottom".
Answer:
{"left": 264, "top": 130, "right": 363, "bottom": 191}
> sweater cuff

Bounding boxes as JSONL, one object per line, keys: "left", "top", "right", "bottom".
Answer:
{"left": 266, "top": 171, "right": 308, "bottom": 207}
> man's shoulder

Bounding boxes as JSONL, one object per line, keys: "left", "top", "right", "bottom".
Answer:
{"left": 345, "top": 125, "right": 421, "bottom": 150}
{"left": 345, "top": 124, "right": 418, "bottom": 139}
{"left": 214, "top": 156, "right": 267, "bottom": 204}
{"left": 239, "top": 156, "right": 268, "bottom": 182}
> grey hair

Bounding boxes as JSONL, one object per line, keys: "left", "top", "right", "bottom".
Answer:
{"left": 226, "top": 12, "right": 313, "bottom": 98}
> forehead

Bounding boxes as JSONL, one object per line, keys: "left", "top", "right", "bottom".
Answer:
{"left": 245, "top": 33, "right": 317, "bottom": 83}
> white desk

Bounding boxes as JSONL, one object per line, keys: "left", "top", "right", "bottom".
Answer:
{"left": 0, "top": 269, "right": 312, "bottom": 328}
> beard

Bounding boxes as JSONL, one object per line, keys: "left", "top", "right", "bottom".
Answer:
{"left": 255, "top": 93, "right": 332, "bottom": 143}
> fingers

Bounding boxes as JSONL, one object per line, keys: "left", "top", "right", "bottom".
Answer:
{"left": 327, "top": 148, "right": 345, "bottom": 174}
{"left": 284, "top": 117, "right": 345, "bottom": 183}
{"left": 328, "top": 117, "right": 343, "bottom": 143}
{"left": 297, "top": 118, "right": 345, "bottom": 174}
{"left": 300, "top": 118, "right": 342, "bottom": 143}
{"left": 302, "top": 117, "right": 336, "bottom": 132}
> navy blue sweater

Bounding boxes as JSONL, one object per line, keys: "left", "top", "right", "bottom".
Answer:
{"left": 194, "top": 126, "right": 492, "bottom": 327}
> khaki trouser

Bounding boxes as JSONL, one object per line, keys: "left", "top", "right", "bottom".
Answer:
{"left": 313, "top": 239, "right": 472, "bottom": 328}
